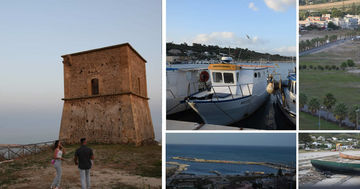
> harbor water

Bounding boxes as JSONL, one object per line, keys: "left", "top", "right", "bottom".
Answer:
{"left": 166, "top": 144, "right": 296, "bottom": 175}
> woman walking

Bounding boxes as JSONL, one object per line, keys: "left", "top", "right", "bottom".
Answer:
{"left": 51, "top": 140, "right": 65, "bottom": 189}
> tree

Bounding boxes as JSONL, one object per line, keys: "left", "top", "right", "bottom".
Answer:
{"left": 327, "top": 22, "right": 339, "bottom": 30}
{"left": 308, "top": 98, "right": 320, "bottom": 115}
{"left": 341, "top": 62, "right": 348, "bottom": 70}
{"left": 299, "top": 133, "right": 313, "bottom": 145}
{"left": 347, "top": 59, "right": 355, "bottom": 67}
{"left": 300, "top": 93, "right": 308, "bottom": 109}
{"left": 331, "top": 8, "right": 344, "bottom": 18}
{"left": 334, "top": 103, "right": 348, "bottom": 127}
{"left": 349, "top": 105, "right": 360, "bottom": 128}
{"left": 323, "top": 93, "right": 336, "bottom": 119}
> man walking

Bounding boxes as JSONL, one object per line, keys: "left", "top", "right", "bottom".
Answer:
{"left": 74, "top": 138, "right": 94, "bottom": 189}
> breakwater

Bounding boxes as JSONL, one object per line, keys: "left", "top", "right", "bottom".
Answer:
{"left": 172, "top": 156, "right": 295, "bottom": 171}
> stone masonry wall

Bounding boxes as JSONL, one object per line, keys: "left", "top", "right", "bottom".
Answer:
{"left": 59, "top": 44, "right": 154, "bottom": 145}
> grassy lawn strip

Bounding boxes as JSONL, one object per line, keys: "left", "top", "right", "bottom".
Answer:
{"left": 299, "top": 70, "right": 360, "bottom": 107}
{"left": 300, "top": 111, "right": 346, "bottom": 130}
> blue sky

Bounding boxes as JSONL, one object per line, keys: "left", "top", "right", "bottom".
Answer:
{"left": 167, "top": 0, "right": 296, "bottom": 56}
{"left": 0, "top": 0, "right": 161, "bottom": 144}
{"left": 167, "top": 133, "right": 296, "bottom": 147}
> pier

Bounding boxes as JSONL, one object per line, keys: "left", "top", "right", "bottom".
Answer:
{"left": 172, "top": 156, "right": 295, "bottom": 171}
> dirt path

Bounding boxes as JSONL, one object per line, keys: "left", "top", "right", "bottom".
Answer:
{"left": 6, "top": 162, "right": 161, "bottom": 189}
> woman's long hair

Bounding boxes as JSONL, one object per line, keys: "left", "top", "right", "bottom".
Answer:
{"left": 54, "top": 140, "right": 59, "bottom": 150}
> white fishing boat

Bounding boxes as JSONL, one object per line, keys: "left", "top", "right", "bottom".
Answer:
{"left": 166, "top": 67, "right": 210, "bottom": 115}
{"left": 185, "top": 62, "right": 272, "bottom": 125}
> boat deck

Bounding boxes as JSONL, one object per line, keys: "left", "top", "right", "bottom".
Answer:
{"left": 299, "top": 151, "right": 360, "bottom": 187}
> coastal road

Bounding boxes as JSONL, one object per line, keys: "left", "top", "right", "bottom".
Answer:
{"left": 299, "top": 38, "right": 349, "bottom": 56}
{"left": 299, "top": 151, "right": 360, "bottom": 187}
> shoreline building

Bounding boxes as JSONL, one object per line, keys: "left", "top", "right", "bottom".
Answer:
{"left": 59, "top": 43, "right": 154, "bottom": 145}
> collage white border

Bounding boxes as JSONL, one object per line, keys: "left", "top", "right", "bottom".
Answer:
{"left": 160, "top": 0, "right": 360, "bottom": 188}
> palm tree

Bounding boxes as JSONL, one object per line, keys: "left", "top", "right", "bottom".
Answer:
{"left": 349, "top": 105, "right": 360, "bottom": 129}
{"left": 308, "top": 98, "right": 320, "bottom": 115}
{"left": 323, "top": 93, "right": 336, "bottom": 119}
{"left": 334, "top": 103, "right": 348, "bottom": 127}
{"left": 300, "top": 93, "right": 308, "bottom": 109}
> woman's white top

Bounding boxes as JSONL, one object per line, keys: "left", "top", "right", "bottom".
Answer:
{"left": 56, "top": 150, "right": 63, "bottom": 159}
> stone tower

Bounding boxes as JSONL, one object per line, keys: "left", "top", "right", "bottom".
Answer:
{"left": 59, "top": 43, "right": 154, "bottom": 145}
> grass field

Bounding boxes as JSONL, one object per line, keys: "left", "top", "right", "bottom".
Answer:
{"left": 300, "top": 69, "right": 360, "bottom": 107}
{"left": 300, "top": 41, "right": 360, "bottom": 66}
{"left": 300, "top": 111, "right": 346, "bottom": 130}
{"left": 300, "top": 40, "right": 360, "bottom": 129}
{"left": 0, "top": 144, "right": 161, "bottom": 188}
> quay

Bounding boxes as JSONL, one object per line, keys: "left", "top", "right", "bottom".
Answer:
{"left": 166, "top": 120, "right": 260, "bottom": 130}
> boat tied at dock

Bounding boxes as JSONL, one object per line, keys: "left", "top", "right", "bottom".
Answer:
{"left": 184, "top": 58, "right": 273, "bottom": 125}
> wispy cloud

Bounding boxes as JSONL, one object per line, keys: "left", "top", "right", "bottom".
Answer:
{"left": 248, "top": 2, "right": 258, "bottom": 11}
{"left": 272, "top": 46, "right": 296, "bottom": 56}
{"left": 264, "top": 0, "right": 295, "bottom": 12}
{"left": 192, "top": 32, "right": 265, "bottom": 48}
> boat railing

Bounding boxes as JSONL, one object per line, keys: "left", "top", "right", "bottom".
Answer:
{"left": 211, "top": 83, "right": 253, "bottom": 101}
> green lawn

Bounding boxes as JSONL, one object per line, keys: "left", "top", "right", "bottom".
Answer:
{"left": 300, "top": 52, "right": 345, "bottom": 66}
{"left": 300, "top": 111, "right": 346, "bottom": 130}
{"left": 300, "top": 69, "right": 360, "bottom": 107}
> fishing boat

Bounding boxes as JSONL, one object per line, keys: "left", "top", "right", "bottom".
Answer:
{"left": 273, "top": 71, "right": 296, "bottom": 126}
{"left": 185, "top": 60, "right": 272, "bottom": 125}
{"left": 166, "top": 67, "right": 210, "bottom": 115}
{"left": 339, "top": 152, "right": 360, "bottom": 160}
{"left": 311, "top": 160, "right": 360, "bottom": 174}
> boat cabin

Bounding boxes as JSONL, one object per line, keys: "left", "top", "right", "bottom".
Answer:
{"left": 208, "top": 64, "right": 267, "bottom": 98}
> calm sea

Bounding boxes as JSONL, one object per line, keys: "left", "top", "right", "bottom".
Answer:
{"left": 166, "top": 144, "right": 296, "bottom": 175}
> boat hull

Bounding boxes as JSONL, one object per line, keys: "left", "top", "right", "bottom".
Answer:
{"left": 274, "top": 90, "right": 296, "bottom": 127}
{"left": 166, "top": 97, "right": 188, "bottom": 115}
{"left": 188, "top": 91, "right": 268, "bottom": 125}
{"left": 339, "top": 152, "right": 360, "bottom": 160}
{"left": 311, "top": 160, "right": 360, "bottom": 175}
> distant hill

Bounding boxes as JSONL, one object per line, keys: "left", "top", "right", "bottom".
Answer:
{"left": 167, "top": 42, "right": 294, "bottom": 61}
